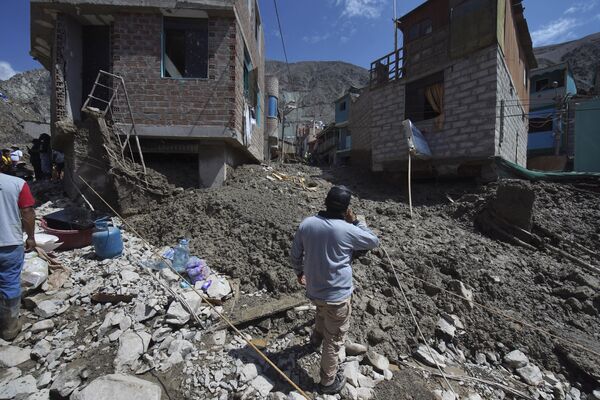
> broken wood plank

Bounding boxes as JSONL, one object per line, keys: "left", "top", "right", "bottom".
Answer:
{"left": 215, "top": 295, "right": 307, "bottom": 331}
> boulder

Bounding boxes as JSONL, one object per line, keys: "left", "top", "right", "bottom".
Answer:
{"left": 71, "top": 374, "right": 161, "bottom": 400}
{"left": 0, "top": 345, "right": 31, "bottom": 367}
{"left": 365, "top": 351, "right": 389, "bottom": 372}
{"left": 0, "top": 374, "right": 37, "bottom": 399}
{"left": 504, "top": 350, "right": 529, "bottom": 369}
{"left": 516, "top": 364, "right": 543, "bottom": 386}
{"left": 114, "top": 331, "right": 151, "bottom": 369}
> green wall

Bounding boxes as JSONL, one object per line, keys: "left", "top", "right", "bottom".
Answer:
{"left": 575, "top": 98, "right": 600, "bottom": 172}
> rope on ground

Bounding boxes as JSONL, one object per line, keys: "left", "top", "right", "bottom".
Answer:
{"left": 378, "top": 245, "right": 600, "bottom": 359}
{"left": 381, "top": 245, "right": 457, "bottom": 397}
{"left": 78, "top": 176, "right": 312, "bottom": 400}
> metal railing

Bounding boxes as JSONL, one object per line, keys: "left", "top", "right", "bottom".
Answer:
{"left": 82, "top": 70, "right": 147, "bottom": 175}
{"left": 369, "top": 47, "right": 404, "bottom": 87}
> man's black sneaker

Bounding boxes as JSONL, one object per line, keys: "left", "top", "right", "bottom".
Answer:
{"left": 318, "top": 370, "right": 345, "bottom": 395}
{"left": 309, "top": 331, "right": 323, "bottom": 347}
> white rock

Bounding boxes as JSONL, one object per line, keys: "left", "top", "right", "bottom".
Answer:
{"left": 0, "top": 374, "right": 37, "bottom": 399}
{"left": 0, "top": 367, "right": 22, "bottom": 388}
{"left": 414, "top": 345, "right": 446, "bottom": 368}
{"left": 168, "top": 340, "right": 194, "bottom": 357}
{"left": 239, "top": 363, "right": 258, "bottom": 382}
{"left": 341, "top": 383, "right": 358, "bottom": 400}
{"left": 34, "top": 300, "right": 63, "bottom": 318}
{"left": 433, "top": 389, "right": 457, "bottom": 400}
{"left": 36, "top": 371, "right": 52, "bottom": 388}
{"left": 383, "top": 369, "right": 393, "bottom": 381}
{"left": 288, "top": 392, "right": 307, "bottom": 400}
{"left": 212, "top": 330, "right": 227, "bottom": 346}
{"left": 120, "top": 270, "right": 140, "bottom": 283}
{"left": 50, "top": 365, "right": 84, "bottom": 397}
{"left": 32, "top": 339, "right": 52, "bottom": 359}
{"left": 0, "top": 345, "right": 31, "bottom": 367}
{"left": 504, "top": 350, "right": 529, "bottom": 369}
{"left": 71, "top": 374, "right": 161, "bottom": 400}
{"left": 592, "top": 390, "right": 600, "bottom": 400}
{"left": 26, "top": 389, "right": 50, "bottom": 400}
{"left": 345, "top": 342, "right": 368, "bottom": 356}
{"left": 206, "top": 276, "right": 232, "bottom": 300}
{"left": 436, "top": 318, "right": 456, "bottom": 339}
{"left": 365, "top": 351, "right": 389, "bottom": 372}
{"left": 448, "top": 280, "right": 473, "bottom": 309}
{"left": 249, "top": 375, "right": 273, "bottom": 397}
{"left": 465, "top": 393, "right": 483, "bottom": 400}
{"left": 114, "top": 331, "right": 151, "bottom": 369}
{"left": 343, "top": 360, "right": 360, "bottom": 387}
{"left": 357, "top": 373, "right": 376, "bottom": 388}
{"left": 517, "top": 364, "right": 544, "bottom": 386}
{"left": 31, "top": 319, "right": 55, "bottom": 333}
{"left": 441, "top": 313, "right": 465, "bottom": 330}
{"left": 165, "top": 302, "right": 190, "bottom": 325}
{"left": 356, "top": 387, "right": 374, "bottom": 400}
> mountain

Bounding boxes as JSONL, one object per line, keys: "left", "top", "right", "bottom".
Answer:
{"left": 534, "top": 31, "right": 600, "bottom": 93}
{"left": 0, "top": 69, "right": 50, "bottom": 146}
{"left": 266, "top": 60, "right": 369, "bottom": 123}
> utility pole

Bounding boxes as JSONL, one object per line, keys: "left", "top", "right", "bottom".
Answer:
{"left": 393, "top": 0, "right": 398, "bottom": 53}
{"left": 280, "top": 112, "right": 286, "bottom": 164}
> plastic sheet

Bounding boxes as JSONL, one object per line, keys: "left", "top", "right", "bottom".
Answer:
{"left": 22, "top": 253, "right": 49, "bottom": 289}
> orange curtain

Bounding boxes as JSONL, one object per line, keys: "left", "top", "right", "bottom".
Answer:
{"left": 425, "top": 83, "right": 444, "bottom": 129}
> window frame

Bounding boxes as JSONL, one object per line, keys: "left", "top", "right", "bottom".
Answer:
{"left": 161, "top": 17, "right": 209, "bottom": 80}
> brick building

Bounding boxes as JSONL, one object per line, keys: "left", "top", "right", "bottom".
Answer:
{"left": 350, "top": 0, "right": 537, "bottom": 176}
{"left": 30, "top": 0, "right": 265, "bottom": 188}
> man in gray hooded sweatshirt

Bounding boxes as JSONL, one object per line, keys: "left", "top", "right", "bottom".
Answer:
{"left": 291, "top": 186, "right": 379, "bottom": 394}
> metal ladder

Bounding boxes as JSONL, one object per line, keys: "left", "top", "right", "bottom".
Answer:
{"left": 82, "top": 70, "right": 147, "bottom": 175}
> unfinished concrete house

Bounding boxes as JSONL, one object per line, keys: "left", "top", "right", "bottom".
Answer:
{"left": 30, "top": 0, "right": 265, "bottom": 194}
{"left": 350, "top": 0, "right": 537, "bottom": 176}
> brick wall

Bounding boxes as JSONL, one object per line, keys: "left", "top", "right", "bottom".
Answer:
{"left": 495, "top": 48, "right": 528, "bottom": 166}
{"left": 112, "top": 13, "right": 237, "bottom": 129}
{"left": 404, "top": 26, "right": 449, "bottom": 81}
{"left": 348, "top": 89, "right": 373, "bottom": 168}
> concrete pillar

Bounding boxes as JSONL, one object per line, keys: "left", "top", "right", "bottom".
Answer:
{"left": 198, "top": 143, "right": 226, "bottom": 188}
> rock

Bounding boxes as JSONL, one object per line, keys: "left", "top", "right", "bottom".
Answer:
{"left": 357, "top": 373, "right": 376, "bottom": 388}
{"left": 367, "top": 328, "right": 386, "bottom": 345}
{"left": 249, "top": 375, "right": 273, "bottom": 397}
{"left": 345, "top": 342, "right": 368, "bottom": 356}
{"left": 120, "top": 270, "right": 140, "bottom": 283}
{"left": 436, "top": 318, "right": 456, "bottom": 339}
{"left": 365, "top": 351, "right": 389, "bottom": 372}
{"left": 211, "top": 330, "right": 227, "bottom": 346}
{"left": 0, "top": 345, "right": 31, "bottom": 367}
{"left": 343, "top": 360, "right": 360, "bottom": 387}
{"left": 516, "top": 364, "right": 544, "bottom": 386}
{"left": 383, "top": 369, "right": 393, "bottom": 380}
{"left": 0, "top": 374, "right": 37, "bottom": 399}
{"left": 32, "top": 339, "right": 52, "bottom": 359}
{"left": 206, "top": 276, "right": 232, "bottom": 300}
{"left": 504, "top": 350, "right": 529, "bottom": 369}
{"left": 448, "top": 280, "right": 474, "bottom": 309}
{"left": 433, "top": 390, "right": 457, "bottom": 400}
{"left": 165, "top": 302, "right": 190, "bottom": 325}
{"left": 0, "top": 367, "right": 22, "bottom": 388}
{"left": 591, "top": 390, "right": 600, "bottom": 400}
{"left": 71, "top": 373, "right": 161, "bottom": 400}
{"left": 441, "top": 313, "right": 465, "bottom": 330}
{"left": 50, "top": 364, "right": 85, "bottom": 397}
{"left": 133, "top": 302, "right": 157, "bottom": 322}
{"left": 475, "top": 353, "right": 486, "bottom": 365}
{"left": 114, "top": 331, "right": 151, "bottom": 369}
{"left": 465, "top": 394, "right": 483, "bottom": 400}
{"left": 356, "top": 387, "right": 374, "bottom": 400}
{"left": 414, "top": 345, "right": 446, "bottom": 368}
{"left": 31, "top": 319, "right": 55, "bottom": 333}
{"left": 34, "top": 300, "right": 63, "bottom": 318}
{"left": 288, "top": 392, "right": 307, "bottom": 400}
{"left": 569, "top": 387, "right": 581, "bottom": 400}
{"left": 36, "top": 371, "right": 52, "bottom": 388}
{"left": 152, "top": 327, "right": 172, "bottom": 342}
{"left": 167, "top": 339, "right": 193, "bottom": 357}
{"left": 26, "top": 389, "right": 50, "bottom": 400}
{"left": 341, "top": 383, "right": 358, "bottom": 400}
{"left": 239, "top": 363, "right": 258, "bottom": 382}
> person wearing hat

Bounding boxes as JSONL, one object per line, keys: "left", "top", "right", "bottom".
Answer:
{"left": 10, "top": 146, "right": 23, "bottom": 166}
{"left": 290, "top": 186, "right": 379, "bottom": 394}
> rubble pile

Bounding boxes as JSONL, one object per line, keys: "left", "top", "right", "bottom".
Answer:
{"left": 1, "top": 164, "right": 599, "bottom": 400}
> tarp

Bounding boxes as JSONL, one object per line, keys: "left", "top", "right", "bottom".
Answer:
{"left": 495, "top": 157, "right": 600, "bottom": 182}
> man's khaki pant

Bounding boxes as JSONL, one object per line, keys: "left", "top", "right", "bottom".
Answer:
{"left": 312, "top": 297, "right": 352, "bottom": 385}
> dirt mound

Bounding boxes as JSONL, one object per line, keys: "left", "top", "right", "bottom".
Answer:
{"left": 129, "top": 164, "right": 600, "bottom": 394}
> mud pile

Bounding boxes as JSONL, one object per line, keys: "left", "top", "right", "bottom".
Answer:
{"left": 129, "top": 163, "right": 600, "bottom": 396}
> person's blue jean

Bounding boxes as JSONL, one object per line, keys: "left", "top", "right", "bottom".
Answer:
{"left": 0, "top": 245, "right": 24, "bottom": 300}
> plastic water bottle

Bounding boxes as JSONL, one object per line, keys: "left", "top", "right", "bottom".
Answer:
{"left": 172, "top": 239, "right": 190, "bottom": 273}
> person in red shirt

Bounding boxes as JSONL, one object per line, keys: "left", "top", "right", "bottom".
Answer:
{"left": 0, "top": 162, "right": 36, "bottom": 340}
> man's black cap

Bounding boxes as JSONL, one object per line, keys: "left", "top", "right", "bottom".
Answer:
{"left": 325, "top": 185, "right": 352, "bottom": 211}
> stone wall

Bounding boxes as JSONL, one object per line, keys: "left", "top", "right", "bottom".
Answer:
{"left": 495, "top": 48, "right": 528, "bottom": 167}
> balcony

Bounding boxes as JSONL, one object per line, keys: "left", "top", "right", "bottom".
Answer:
{"left": 369, "top": 48, "right": 404, "bottom": 87}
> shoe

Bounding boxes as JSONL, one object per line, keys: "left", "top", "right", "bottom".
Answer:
{"left": 309, "top": 331, "right": 323, "bottom": 347}
{"left": 318, "top": 370, "right": 346, "bottom": 395}
{"left": 0, "top": 297, "right": 22, "bottom": 341}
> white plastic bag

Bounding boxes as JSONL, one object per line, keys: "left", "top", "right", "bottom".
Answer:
{"left": 21, "top": 253, "right": 49, "bottom": 289}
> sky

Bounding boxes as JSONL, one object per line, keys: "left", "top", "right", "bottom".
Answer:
{"left": 1, "top": 0, "right": 600, "bottom": 80}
